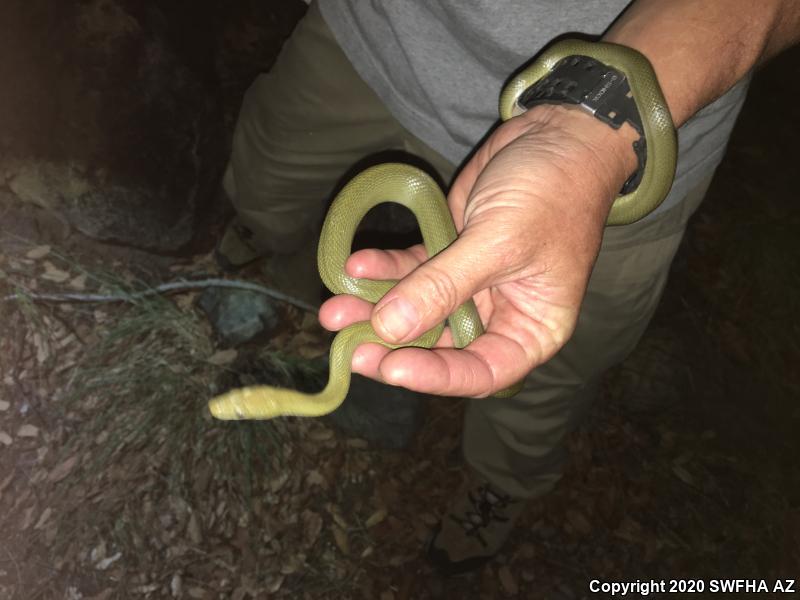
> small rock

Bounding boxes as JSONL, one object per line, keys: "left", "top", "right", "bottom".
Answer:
{"left": 0, "top": 431, "right": 11, "bottom": 446}
{"left": 198, "top": 287, "right": 278, "bottom": 346}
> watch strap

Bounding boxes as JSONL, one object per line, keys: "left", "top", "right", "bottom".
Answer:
{"left": 518, "top": 55, "right": 647, "bottom": 194}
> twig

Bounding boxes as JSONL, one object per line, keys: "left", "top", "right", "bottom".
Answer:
{"left": 1, "top": 278, "right": 318, "bottom": 313}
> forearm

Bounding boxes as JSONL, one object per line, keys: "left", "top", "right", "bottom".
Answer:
{"left": 604, "top": 0, "right": 800, "bottom": 126}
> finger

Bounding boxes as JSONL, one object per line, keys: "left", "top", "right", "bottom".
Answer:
{"left": 378, "top": 331, "right": 531, "bottom": 397}
{"left": 320, "top": 293, "right": 458, "bottom": 348}
{"left": 345, "top": 245, "right": 428, "bottom": 280}
{"left": 370, "top": 230, "right": 495, "bottom": 344}
{"left": 318, "top": 294, "right": 374, "bottom": 331}
{"left": 351, "top": 342, "right": 391, "bottom": 381}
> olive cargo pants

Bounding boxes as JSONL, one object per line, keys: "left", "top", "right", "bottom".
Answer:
{"left": 224, "top": 2, "right": 711, "bottom": 499}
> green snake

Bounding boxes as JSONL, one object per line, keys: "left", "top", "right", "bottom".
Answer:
{"left": 208, "top": 40, "right": 676, "bottom": 421}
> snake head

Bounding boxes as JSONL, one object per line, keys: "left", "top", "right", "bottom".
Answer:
{"left": 207, "top": 387, "right": 280, "bottom": 420}
{"left": 207, "top": 391, "right": 247, "bottom": 420}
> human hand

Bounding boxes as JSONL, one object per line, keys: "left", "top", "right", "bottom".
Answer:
{"left": 319, "top": 105, "right": 638, "bottom": 397}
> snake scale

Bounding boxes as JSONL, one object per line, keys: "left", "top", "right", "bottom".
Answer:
{"left": 208, "top": 40, "right": 676, "bottom": 421}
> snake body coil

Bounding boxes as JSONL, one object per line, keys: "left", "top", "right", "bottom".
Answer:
{"left": 208, "top": 40, "right": 676, "bottom": 421}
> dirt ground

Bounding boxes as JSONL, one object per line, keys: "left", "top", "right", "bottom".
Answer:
{"left": 1, "top": 11, "right": 799, "bottom": 600}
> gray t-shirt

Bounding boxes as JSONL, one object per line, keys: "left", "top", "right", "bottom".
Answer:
{"left": 318, "top": 0, "right": 749, "bottom": 219}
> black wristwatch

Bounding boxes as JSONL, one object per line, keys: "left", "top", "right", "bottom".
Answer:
{"left": 518, "top": 55, "right": 646, "bottom": 194}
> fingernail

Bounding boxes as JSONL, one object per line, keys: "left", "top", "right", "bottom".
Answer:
{"left": 375, "top": 297, "right": 418, "bottom": 341}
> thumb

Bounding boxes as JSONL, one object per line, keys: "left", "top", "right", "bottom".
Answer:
{"left": 371, "top": 232, "right": 492, "bottom": 344}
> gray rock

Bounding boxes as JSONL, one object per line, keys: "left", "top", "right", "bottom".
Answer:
{"left": 198, "top": 287, "right": 279, "bottom": 347}
{"left": 326, "top": 373, "right": 426, "bottom": 450}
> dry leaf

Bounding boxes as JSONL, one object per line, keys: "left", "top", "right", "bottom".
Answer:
{"left": 0, "top": 431, "right": 11, "bottom": 446}
{"left": 207, "top": 349, "right": 237, "bottom": 366}
{"left": 32, "top": 332, "right": 49, "bottom": 364}
{"left": 269, "top": 471, "right": 290, "bottom": 493}
{"left": 328, "top": 505, "right": 348, "bottom": 529}
{"left": 265, "top": 575, "right": 284, "bottom": 594}
{"left": 48, "top": 455, "right": 79, "bottom": 482}
{"left": 91, "top": 541, "right": 107, "bottom": 563}
{"left": 174, "top": 293, "right": 196, "bottom": 311}
{"left": 34, "top": 507, "right": 52, "bottom": 529}
{"left": 614, "top": 515, "right": 643, "bottom": 543}
{"left": 20, "top": 506, "right": 36, "bottom": 530}
{"left": 56, "top": 332, "right": 77, "bottom": 349}
{"left": 231, "top": 587, "right": 247, "bottom": 600}
{"left": 331, "top": 524, "right": 350, "bottom": 555}
{"left": 17, "top": 424, "right": 39, "bottom": 438}
{"left": 301, "top": 510, "right": 323, "bottom": 547}
{"left": 187, "top": 512, "right": 203, "bottom": 544}
{"left": 308, "top": 427, "right": 334, "bottom": 442}
{"left": 305, "top": 469, "right": 327, "bottom": 488}
{"left": 498, "top": 565, "right": 519, "bottom": 596}
{"left": 420, "top": 512, "right": 439, "bottom": 526}
{"left": 519, "top": 543, "right": 535, "bottom": 559}
{"left": 68, "top": 273, "right": 88, "bottom": 291}
{"left": 26, "top": 245, "right": 51, "bottom": 260}
{"left": 566, "top": 509, "right": 593, "bottom": 535}
{"left": 0, "top": 472, "right": 14, "bottom": 493}
{"left": 365, "top": 507, "right": 388, "bottom": 528}
{"left": 41, "top": 260, "right": 70, "bottom": 283}
{"left": 300, "top": 311, "right": 321, "bottom": 331}
{"left": 170, "top": 574, "right": 183, "bottom": 598}
{"left": 96, "top": 552, "right": 122, "bottom": 570}
{"left": 672, "top": 464, "right": 695, "bottom": 486}
{"left": 346, "top": 438, "right": 369, "bottom": 448}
